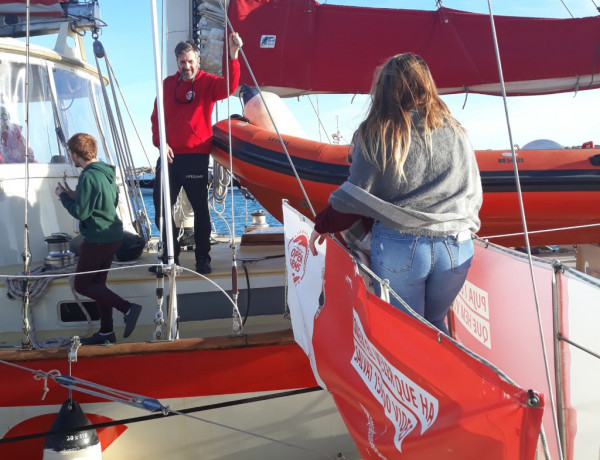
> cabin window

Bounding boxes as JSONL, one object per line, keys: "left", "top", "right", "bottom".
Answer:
{"left": 53, "top": 68, "right": 113, "bottom": 164}
{"left": 0, "top": 59, "right": 60, "bottom": 164}
{"left": 59, "top": 300, "right": 100, "bottom": 323}
{"left": 0, "top": 54, "right": 118, "bottom": 166}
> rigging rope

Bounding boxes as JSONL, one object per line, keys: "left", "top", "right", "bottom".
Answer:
{"left": 20, "top": 0, "right": 34, "bottom": 350}
{"left": 106, "top": 59, "right": 155, "bottom": 171}
{"left": 104, "top": 56, "right": 153, "bottom": 240}
{"left": 0, "top": 360, "right": 339, "bottom": 458}
{"left": 213, "top": 0, "right": 246, "bottom": 335}
{"left": 217, "top": 5, "right": 317, "bottom": 220}
{"left": 486, "top": 2, "right": 560, "bottom": 459}
{"left": 306, "top": 95, "right": 333, "bottom": 145}
{"left": 92, "top": 40, "right": 151, "bottom": 243}
{"left": 559, "top": 0, "right": 575, "bottom": 18}
{"left": 3, "top": 256, "right": 245, "bottom": 347}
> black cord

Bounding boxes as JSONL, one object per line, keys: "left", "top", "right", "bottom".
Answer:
{"left": 0, "top": 387, "right": 322, "bottom": 445}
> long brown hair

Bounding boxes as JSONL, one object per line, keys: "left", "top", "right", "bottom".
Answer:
{"left": 355, "top": 53, "right": 461, "bottom": 175}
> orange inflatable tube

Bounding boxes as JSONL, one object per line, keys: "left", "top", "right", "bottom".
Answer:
{"left": 212, "top": 118, "right": 600, "bottom": 247}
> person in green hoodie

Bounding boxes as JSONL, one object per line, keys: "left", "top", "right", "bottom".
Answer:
{"left": 55, "top": 133, "right": 142, "bottom": 345}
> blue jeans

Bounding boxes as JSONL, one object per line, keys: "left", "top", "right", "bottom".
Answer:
{"left": 370, "top": 223, "right": 474, "bottom": 334}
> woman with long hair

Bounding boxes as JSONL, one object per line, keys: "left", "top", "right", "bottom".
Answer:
{"left": 309, "top": 53, "right": 482, "bottom": 334}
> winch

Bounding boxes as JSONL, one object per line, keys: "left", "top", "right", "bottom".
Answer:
{"left": 245, "top": 210, "right": 269, "bottom": 232}
{"left": 44, "top": 233, "right": 76, "bottom": 270}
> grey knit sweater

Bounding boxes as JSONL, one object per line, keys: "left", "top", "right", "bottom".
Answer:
{"left": 329, "top": 120, "right": 482, "bottom": 236}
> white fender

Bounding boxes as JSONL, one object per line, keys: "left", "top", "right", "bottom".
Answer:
{"left": 243, "top": 90, "right": 307, "bottom": 138}
{"left": 43, "top": 400, "right": 102, "bottom": 460}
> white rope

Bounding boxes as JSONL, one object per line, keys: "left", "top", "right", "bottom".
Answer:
{"left": 211, "top": 161, "right": 231, "bottom": 206}
{"left": 6, "top": 263, "right": 77, "bottom": 304}
{"left": 481, "top": 221, "right": 600, "bottom": 241}
{"left": 209, "top": 162, "right": 234, "bottom": 236}
{"left": 0, "top": 359, "right": 62, "bottom": 400}
{"left": 5, "top": 263, "right": 93, "bottom": 347}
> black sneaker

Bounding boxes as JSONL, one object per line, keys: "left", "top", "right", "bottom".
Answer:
{"left": 195, "top": 257, "right": 211, "bottom": 274}
{"left": 80, "top": 331, "right": 116, "bottom": 345}
{"left": 123, "top": 303, "right": 142, "bottom": 338}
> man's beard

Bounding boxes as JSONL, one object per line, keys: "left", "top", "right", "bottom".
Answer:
{"left": 181, "top": 68, "right": 196, "bottom": 81}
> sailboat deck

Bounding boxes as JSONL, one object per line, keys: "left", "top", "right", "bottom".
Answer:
{"left": 0, "top": 232, "right": 291, "bottom": 350}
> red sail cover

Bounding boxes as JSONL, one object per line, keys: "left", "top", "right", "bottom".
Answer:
{"left": 283, "top": 203, "right": 544, "bottom": 459}
{"left": 229, "top": 0, "right": 600, "bottom": 96}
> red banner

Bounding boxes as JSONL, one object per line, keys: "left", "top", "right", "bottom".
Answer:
{"left": 284, "top": 203, "right": 544, "bottom": 458}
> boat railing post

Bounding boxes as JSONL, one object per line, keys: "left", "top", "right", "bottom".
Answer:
{"left": 551, "top": 260, "right": 567, "bottom": 460}
{"left": 380, "top": 279, "right": 391, "bottom": 304}
{"left": 150, "top": 0, "right": 178, "bottom": 340}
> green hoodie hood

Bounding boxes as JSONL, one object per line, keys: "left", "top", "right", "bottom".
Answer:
{"left": 88, "top": 161, "right": 117, "bottom": 184}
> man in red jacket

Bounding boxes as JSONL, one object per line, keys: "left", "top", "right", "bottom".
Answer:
{"left": 151, "top": 33, "right": 242, "bottom": 274}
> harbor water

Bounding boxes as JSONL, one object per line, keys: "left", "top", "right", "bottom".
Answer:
{"left": 141, "top": 187, "right": 282, "bottom": 238}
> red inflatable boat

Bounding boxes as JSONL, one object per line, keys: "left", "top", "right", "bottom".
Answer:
{"left": 212, "top": 118, "right": 600, "bottom": 247}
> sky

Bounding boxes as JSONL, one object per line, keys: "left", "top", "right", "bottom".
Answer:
{"left": 26, "top": 0, "right": 600, "bottom": 167}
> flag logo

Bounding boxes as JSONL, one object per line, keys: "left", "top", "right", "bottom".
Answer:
{"left": 288, "top": 231, "right": 309, "bottom": 285}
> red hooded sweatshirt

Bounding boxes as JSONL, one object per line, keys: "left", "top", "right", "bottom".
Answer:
{"left": 151, "top": 59, "right": 240, "bottom": 155}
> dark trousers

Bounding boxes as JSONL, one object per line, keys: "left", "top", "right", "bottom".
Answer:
{"left": 153, "top": 154, "right": 211, "bottom": 263}
{"left": 74, "top": 239, "right": 129, "bottom": 333}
